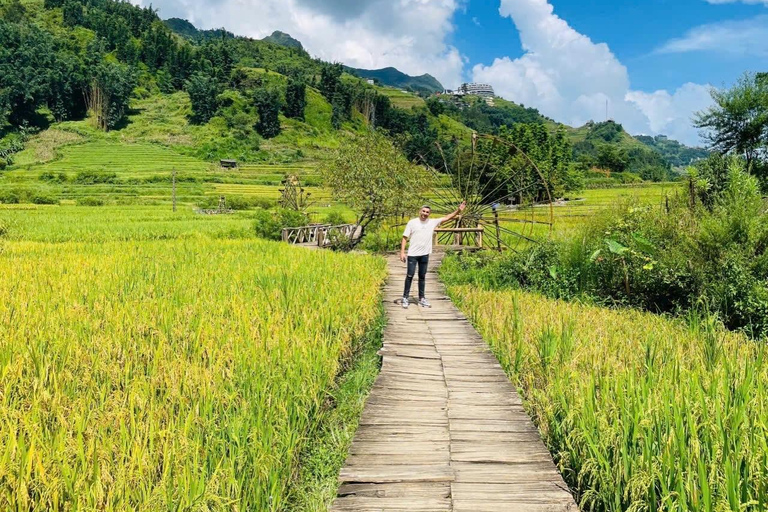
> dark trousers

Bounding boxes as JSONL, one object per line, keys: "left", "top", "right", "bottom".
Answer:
{"left": 403, "top": 254, "right": 429, "bottom": 299}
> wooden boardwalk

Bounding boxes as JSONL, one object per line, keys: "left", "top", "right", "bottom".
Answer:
{"left": 330, "top": 252, "right": 579, "bottom": 512}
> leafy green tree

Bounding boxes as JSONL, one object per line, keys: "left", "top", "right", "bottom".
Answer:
{"left": 48, "top": 52, "right": 86, "bottom": 121}
{"left": 254, "top": 87, "right": 281, "bottom": 138}
{"left": 331, "top": 91, "right": 345, "bottom": 129}
{"left": 185, "top": 73, "right": 219, "bottom": 124}
{"left": 0, "top": 21, "right": 59, "bottom": 125}
{"left": 597, "top": 143, "right": 629, "bottom": 173}
{"left": 323, "top": 130, "right": 434, "bottom": 243}
{"left": 62, "top": 0, "right": 84, "bottom": 27}
{"left": 283, "top": 77, "right": 306, "bottom": 120}
{"left": 1, "top": 0, "right": 27, "bottom": 23}
{"left": 319, "top": 62, "right": 343, "bottom": 100}
{"left": 694, "top": 72, "right": 768, "bottom": 185}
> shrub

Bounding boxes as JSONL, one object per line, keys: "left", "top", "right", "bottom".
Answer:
{"left": 74, "top": 171, "right": 118, "bottom": 184}
{"left": 31, "top": 193, "right": 58, "bottom": 205}
{"left": 39, "top": 171, "right": 67, "bottom": 182}
{"left": 0, "top": 159, "right": 6, "bottom": 171}
{"left": 253, "top": 208, "right": 308, "bottom": 240}
{"left": 323, "top": 211, "right": 347, "bottom": 226}
{"left": 0, "top": 189, "right": 21, "bottom": 204}
{"left": 77, "top": 197, "right": 105, "bottom": 206}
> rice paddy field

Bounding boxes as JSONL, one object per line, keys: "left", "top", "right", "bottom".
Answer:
{"left": 0, "top": 207, "right": 387, "bottom": 510}
{"left": 447, "top": 285, "right": 768, "bottom": 511}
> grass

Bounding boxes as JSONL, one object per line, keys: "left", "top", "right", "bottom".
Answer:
{"left": 284, "top": 311, "right": 385, "bottom": 511}
{"left": 377, "top": 87, "right": 426, "bottom": 109}
{"left": 447, "top": 284, "right": 768, "bottom": 511}
{"left": 0, "top": 207, "right": 387, "bottom": 511}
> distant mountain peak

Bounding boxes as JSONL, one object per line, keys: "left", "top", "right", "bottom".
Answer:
{"left": 261, "top": 31, "right": 303, "bottom": 51}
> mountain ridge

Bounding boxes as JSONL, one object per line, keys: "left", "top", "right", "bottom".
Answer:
{"left": 345, "top": 66, "right": 444, "bottom": 95}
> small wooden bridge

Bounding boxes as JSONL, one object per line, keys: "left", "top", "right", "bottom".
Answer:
{"left": 282, "top": 224, "right": 360, "bottom": 248}
{"left": 330, "top": 252, "right": 578, "bottom": 511}
{"left": 283, "top": 225, "right": 486, "bottom": 249}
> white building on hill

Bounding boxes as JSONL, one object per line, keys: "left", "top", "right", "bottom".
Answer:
{"left": 458, "top": 83, "right": 495, "bottom": 98}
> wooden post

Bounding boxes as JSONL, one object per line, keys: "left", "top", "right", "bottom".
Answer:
{"left": 493, "top": 206, "right": 501, "bottom": 251}
{"left": 317, "top": 228, "right": 325, "bottom": 247}
{"left": 477, "top": 230, "right": 483, "bottom": 248}
{"left": 172, "top": 168, "right": 177, "bottom": 212}
{"left": 689, "top": 175, "right": 696, "bottom": 209}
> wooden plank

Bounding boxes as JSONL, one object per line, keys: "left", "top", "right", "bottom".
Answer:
{"left": 338, "top": 465, "right": 455, "bottom": 483}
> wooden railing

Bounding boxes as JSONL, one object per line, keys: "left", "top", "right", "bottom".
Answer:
{"left": 282, "top": 224, "right": 359, "bottom": 247}
{"left": 432, "top": 227, "right": 484, "bottom": 248}
{"left": 317, "top": 224, "right": 360, "bottom": 247}
{"left": 282, "top": 224, "right": 329, "bottom": 245}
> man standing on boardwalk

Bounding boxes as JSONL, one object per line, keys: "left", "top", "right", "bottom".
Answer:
{"left": 400, "top": 202, "right": 466, "bottom": 309}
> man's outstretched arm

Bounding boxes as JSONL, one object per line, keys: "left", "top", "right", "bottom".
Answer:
{"left": 400, "top": 236, "right": 408, "bottom": 262}
{"left": 437, "top": 201, "right": 466, "bottom": 226}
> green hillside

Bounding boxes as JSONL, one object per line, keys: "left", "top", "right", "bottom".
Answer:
{"left": 346, "top": 66, "right": 444, "bottom": 95}
{"left": 635, "top": 134, "right": 709, "bottom": 167}
{"left": 0, "top": 0, "right": 694, "bottom": 215}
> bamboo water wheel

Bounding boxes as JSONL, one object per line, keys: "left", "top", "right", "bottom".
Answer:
{"left": 425, "top": 133, "right": 554, "bottom": 252}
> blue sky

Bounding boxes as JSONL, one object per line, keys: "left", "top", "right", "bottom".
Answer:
{"left": 452, "top": 0, "right": 764, "bottom": 92}
{"left": 135, "top": 0, "right": 768, "bottom": 145}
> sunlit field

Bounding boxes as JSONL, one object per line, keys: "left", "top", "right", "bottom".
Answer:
{"left": 448, "top": 285, "right": 768, "bottom": 511}
{"left": 0, "top": 209, "right": 386, "bottom": 511}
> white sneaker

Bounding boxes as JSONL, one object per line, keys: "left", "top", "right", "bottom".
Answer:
{"left": 402, "top": 297, "right": 409, "bottom": 309}
{"left": 419, "top": 297, "right": 431, "bottom": 308}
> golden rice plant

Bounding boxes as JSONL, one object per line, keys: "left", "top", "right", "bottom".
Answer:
{"left": 0, "top": 237, "right": 385, "bottom": 511}
{"left": 450, "top": 285, "right": 768, "bottom": 511}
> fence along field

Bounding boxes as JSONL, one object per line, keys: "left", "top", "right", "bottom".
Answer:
{"left": 0, "top": 222, "right": 386, "bottom": 510}
{"left": 448, "top": 285, "right": 768, "bottom": 511}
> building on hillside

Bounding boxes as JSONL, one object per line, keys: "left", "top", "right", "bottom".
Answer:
{"left": 366, "top": 79, "right": 375, "bottom": 85}
{"left": 458, "top": 83, "right": 495, "bottom": 98}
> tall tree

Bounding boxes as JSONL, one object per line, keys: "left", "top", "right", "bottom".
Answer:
{"left": 185, "top": 72, "right": 219, "bottom": 124}
{"left": 0, "top": 21, "right": 59, "bottom": 125}
{"left": 283, "top": 77, "right": 306, "bottom": 120}
{"left": 62, "top": 0, "right": 84, "bottom": 27}
{"left": 254, "top": 87, "right": 281, "bottom": 138}
{"left": 319, "top": 62, "right": 342, "bottom": 100}
{"left": 695, "top": 72, "right": 768, "bottom": 183}
{"left": 324, "top": 130, "right": 434, "bottom": 243}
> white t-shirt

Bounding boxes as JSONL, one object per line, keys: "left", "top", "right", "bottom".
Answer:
{"left": 403, "top": 217, "right": 443, "bottom": 257}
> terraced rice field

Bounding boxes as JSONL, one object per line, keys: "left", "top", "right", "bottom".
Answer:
{"left": 0, "top": 141, "right": 325, "bottom": 205}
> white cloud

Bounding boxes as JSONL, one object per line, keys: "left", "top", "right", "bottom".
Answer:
{"left": 471, "top": 0, "right": 713, "bottom": 145}
{"left": 656, "top": 15, "right": 768, "bottom": 56}
{"left": 626, "top": 83, "right": 713, "bottom": 143}
{"left": 130, "top": 0, "right": 465, "bottom": 87}
{"left": 705, "top": 0, "right": 768, "bottom": 5}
